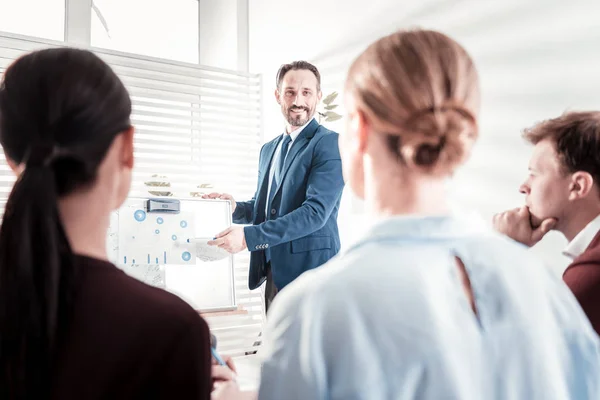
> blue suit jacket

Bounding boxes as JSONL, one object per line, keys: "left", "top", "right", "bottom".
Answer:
{"left": 233, "top": 119, "right": 345, "bottom": 290}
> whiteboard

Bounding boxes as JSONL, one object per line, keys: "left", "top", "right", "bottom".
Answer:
{"left": 107, "top": 197, "right": 236, "bottom": 312}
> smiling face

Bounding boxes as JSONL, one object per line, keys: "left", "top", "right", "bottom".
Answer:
{"left": 275, "top": 69, "right": 321, "bottom": 130}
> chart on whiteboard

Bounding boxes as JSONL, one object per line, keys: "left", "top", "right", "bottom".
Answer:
{"left": 117, "top": 205, "right": 197, "bottom": 267}
{"left": 107, "top": 198, "right": 236, "bottom": 310}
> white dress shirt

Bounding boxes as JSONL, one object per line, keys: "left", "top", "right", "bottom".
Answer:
{"left": 265, "top": 117, "right": 314, "bottom": 214}
{"left": 563, "top": 214, "right": 600, "bottom": 260}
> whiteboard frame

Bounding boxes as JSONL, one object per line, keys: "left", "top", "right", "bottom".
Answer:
{"left": 111, "top": 196, "right": 237, "bottom": 313}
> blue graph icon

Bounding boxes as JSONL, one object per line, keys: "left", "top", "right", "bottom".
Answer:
{"left": 182, "top": 251, "right": 191, "bottom": 261}
{"left": 156, "top": 217, "right": 164, "bottom": 225}
{"left": 134, "top": 210, "right": 146, "bottom": 222}
{"left": 180, "top": 220, "right": 188, "bottom": 228}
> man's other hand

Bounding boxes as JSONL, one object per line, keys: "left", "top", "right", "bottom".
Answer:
{"left": 202, "top": 192, "right": 237, "bottom": 213}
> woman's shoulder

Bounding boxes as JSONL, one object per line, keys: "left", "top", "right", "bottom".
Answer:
{"left": 73, "top": 254, "right": 209, "bottom": 335}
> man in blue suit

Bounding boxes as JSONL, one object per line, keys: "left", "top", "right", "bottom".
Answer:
{"left": 205, "top": 61, "right": 344, "bottom": 311}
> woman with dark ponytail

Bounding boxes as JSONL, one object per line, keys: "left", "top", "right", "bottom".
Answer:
{"left": 0, "top": 48, "right": 221, "bottom": 399}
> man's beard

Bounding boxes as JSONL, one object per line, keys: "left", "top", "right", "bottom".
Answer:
{"left": 283, "top": 105, "right": 313, "bottom": 127}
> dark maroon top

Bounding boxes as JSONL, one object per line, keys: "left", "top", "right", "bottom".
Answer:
{"left": 564, "top": 232, "right": 600, "bottom": 336}
{"left": 51, "top": 255, "right": 212, "bottom": 399}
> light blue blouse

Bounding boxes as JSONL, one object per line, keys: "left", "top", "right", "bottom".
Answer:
{"left": 258, "top": 214, "right": 600, "bottom": 399}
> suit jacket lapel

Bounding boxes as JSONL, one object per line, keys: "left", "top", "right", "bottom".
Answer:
{"left": 256, "top": 137, "right": 281, "bottom": 220}
{"left": 262, "top": 136, "right": 281, "bottom": 175}
{"left": 587, "top": 230, "right": 600, "bottom": 251}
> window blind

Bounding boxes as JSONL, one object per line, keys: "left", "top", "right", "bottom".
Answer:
{"left": 0, "top": 31, "right": 265, "bottom": 356}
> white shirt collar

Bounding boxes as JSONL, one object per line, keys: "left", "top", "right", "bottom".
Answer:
{"left": 285, "top": 117, "right": 314, "bottom": 142}
{"left": 562, "top": 213, "right": 600, "bottom": 260}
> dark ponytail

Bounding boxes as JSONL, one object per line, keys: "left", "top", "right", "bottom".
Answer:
{"left": 0, "top": 155, "right": 73, "bottom": 398}
{"left": 0, "top": 48, "right": 132, "bottom": 399}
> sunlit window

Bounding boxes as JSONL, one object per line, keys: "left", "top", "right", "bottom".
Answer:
{"left": 0, "top": 0, "right": 65, "bottom": 41}
{"left": 91, "top": 0, "right": 198, "bottom": 63}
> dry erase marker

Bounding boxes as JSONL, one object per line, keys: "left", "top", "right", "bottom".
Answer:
{"left": 186, "top": 238, "right": 214, "bottom": 243}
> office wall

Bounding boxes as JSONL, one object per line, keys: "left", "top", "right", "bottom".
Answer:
{"left": 249, "top": 0, "right": 600, "bottom": 274}
{"left": 199, "top": 0, "right": 238, "bottom": 69}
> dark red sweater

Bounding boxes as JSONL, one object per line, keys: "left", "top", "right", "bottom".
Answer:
{"left": 51, "top": 255, "right": 212, "bottom": 399}
{"left": 564, "top": 232, "right": 600, "bottom": 336}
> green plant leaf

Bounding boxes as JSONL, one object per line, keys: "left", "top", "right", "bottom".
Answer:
{"left": 145, "top": 174, "right": 172, "bottom": 196}
{"left": 325, "top": 111, "right": 343, "bottom": 122}
{"left": 322, "top": 91, "right": 338, "bottom": 105}
{"left": 324, "top": 104, "right": 338, "bottom": 110}
{"left": 190, "top": 183, "right": 214, "bottom": 197}
{"left": 148, "top": 191, "right": 173, "bottom": 196}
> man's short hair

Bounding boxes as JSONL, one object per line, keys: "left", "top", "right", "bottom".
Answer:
{"left": 523, "top": 111, "right": 600, "bottom": 184}
{"left": 275, "top": 61, "right": 321, "bottom": 91}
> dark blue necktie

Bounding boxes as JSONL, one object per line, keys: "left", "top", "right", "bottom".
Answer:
{"left": 268, "top": 134, "right": 292, "bottom": 212}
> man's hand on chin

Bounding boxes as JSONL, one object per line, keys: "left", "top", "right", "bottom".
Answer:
{"left": 493, "top": 206, "right": 557, "bottom": 247}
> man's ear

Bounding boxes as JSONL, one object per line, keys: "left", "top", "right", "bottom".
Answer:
{"left": 569, "top": 171, "right": 595, "bottom": 200}
{"left": 274, "top": 89, "right": 281, "bottom": 105}
{"left": 120, "top": 126, "right": 135, "bottom": 169}
{"left": 317, "top": 90, "right": 323, "bottom": 102}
